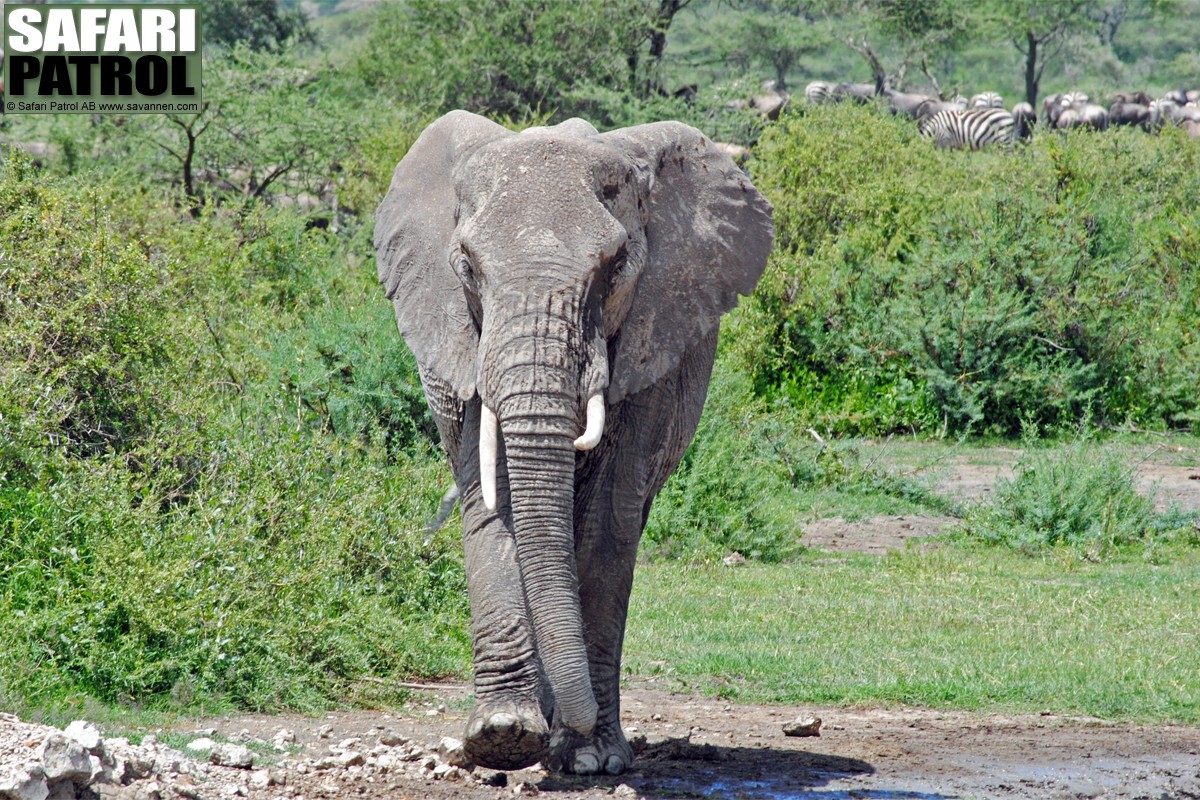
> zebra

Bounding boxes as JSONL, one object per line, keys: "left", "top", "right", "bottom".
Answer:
{"left": 969, "top": 91, "right": 1004, "bottom": 109}
{"left": 805, "top": 80, "right": 834, "bottom": 105}
{"left": 918, "top": 108, "right": 1016, "bottom": 150}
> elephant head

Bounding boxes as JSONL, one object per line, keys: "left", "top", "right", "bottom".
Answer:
{"left": 374, "top": 111, "right": 773, "bottom": 737}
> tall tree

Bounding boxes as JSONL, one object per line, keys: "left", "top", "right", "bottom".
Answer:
{"left": 984, "top": 0, "right": 1099, "bottom": 106}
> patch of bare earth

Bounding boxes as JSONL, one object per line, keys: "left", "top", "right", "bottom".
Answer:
{"left": 801, "top": 451, "right": 1200, "bottom": 556}
{"left": 118, "top": 687, "right": 1198, "bottom": 799}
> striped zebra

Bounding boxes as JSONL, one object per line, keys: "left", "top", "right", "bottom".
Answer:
{"left": 969, "top": 91, "right": 1003, "bottom": 109}
{"left": 918, "top": 108, "right": 1016, "bottom": 150}
{"left": 805, "top": 80, "right": 834, "bottom": 105}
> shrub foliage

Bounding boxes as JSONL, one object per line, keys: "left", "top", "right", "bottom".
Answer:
{"left": 744, "top": 105, "right": 1200, "bottom": 437}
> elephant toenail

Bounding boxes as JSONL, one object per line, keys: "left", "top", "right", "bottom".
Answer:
{"left": 491, "top": 712, "right": 519, "bottom": 731}
{"left": 467, "top": 718, "right": 484, "bottom": 738}
{"left": 573, "top": 751, "right": 600, "bottom": 774}
{"left": 605, "top": 754, "right": 625, "bottom": 774}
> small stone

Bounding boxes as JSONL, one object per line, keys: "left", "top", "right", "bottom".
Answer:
{"left": 480, "top": 771, "right": 507, "bottom": 787}
{"left": 613, "top": 785, "right": 639, "bottom": 799}
{"left": 64, "top": 721, "right": 104, "bottom": 754}
{"left": 335, "top": 751, "right": 364, "bottom": 768}
{"left": 184, "top": 739, "right": 215, "bottom": 754}
{"left": 782, "top": 716, "right": 822, "bottom": 737}
{"left": 40, "top": 733, "right": 92, "bottom": 782}
{"left": 432, "top": 763, "right": 463, "bottom": 781}
{"left": 271, "top": 729, "right": 296, "bottom": 751}
{"left": 437, "top": 737, "right": 470, "bottom": 768}
{"left": 377, "top": 729, "right": 407, "bottom": 747}
{"left": 316, "top": 725, "right": 333, "bottom": 740}
{"left": 722, "top": 552, "right": 746, "bottom": 567}
{"left": 134, "top": 780, "right": 162, "bottom": 800}
{"left": 335, "top": 737, "right": 361, "bottom": 751}
{"left": 510, "top": 781, "right": 539, "bottom": 796}
{"left": 209, "top": 744, "right": 255, "bottom": 769}
{"left": 248, "top": 770, "right": 271, "bottom": 790}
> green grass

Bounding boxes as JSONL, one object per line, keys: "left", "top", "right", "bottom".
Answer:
{"left": 625, "top": 546, "right": 1200, "bottom": 723}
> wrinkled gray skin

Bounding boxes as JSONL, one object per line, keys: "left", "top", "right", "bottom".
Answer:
{"left": 375, "top": 111, "right": 773, "bottom": 775}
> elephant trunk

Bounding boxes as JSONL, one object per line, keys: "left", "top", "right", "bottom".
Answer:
{"left": 476, "top": 305, "right": 603, "bottom": 736}
{"left": 503, "top": 418, "right": 598, "bottom": 735}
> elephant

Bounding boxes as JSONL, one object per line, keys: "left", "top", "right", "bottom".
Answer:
{"left": 374, "top": 111, "right": 774, "bottom": 775}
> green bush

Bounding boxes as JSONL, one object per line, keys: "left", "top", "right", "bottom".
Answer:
{"left": 0, "top": 156, "right": 177, "bottom": 479}
{"left": 960, "top": 434, "right": 1199, "bottom": 559}
{"left": 644, "top": 360, "right": 801, "bottom": 563}
{"left": 0, "top": 153, "right": 460, "bottom": 715}
{"left": 743, "top": 106, "right": 1200, "bottom": 437}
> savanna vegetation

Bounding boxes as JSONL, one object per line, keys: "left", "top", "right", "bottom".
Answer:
{"left": 1, "top": 0, "right": 1197, "bottom": 726}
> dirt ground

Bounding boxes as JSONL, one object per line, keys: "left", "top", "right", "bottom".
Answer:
{"left": 162, "top": 450, "right": 1197, "bottom": 800}
{"left": 178, "top": 683, "right": 1199, "bottom": 800}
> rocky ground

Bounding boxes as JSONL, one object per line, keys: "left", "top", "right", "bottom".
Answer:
{"left": 3, "top": 449, "right": 1198, "bottom": 800}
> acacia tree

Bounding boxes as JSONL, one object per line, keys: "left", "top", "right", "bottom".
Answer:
{"left": 356, "top": 0, "right": 694, "bottom": 119}
{"left": 728, "top": 1, "right": 821, "bottom": 91}
{"left": 984, "top": 0, "right": 1099, "bottom": 106}
{"left": 807, "top": 0, "right": 969, "bottom": 93}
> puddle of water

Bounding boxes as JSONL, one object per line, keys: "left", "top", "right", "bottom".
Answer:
{"left": 649, "top": 773, "right": 952, "bottom": 800}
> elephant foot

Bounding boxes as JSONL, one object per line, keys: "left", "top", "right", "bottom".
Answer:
{"left": 546, "top": 722, "right": 633, "bottom": 775}
{"left": 463, "top": 700, "right": 550, "bottom": 771}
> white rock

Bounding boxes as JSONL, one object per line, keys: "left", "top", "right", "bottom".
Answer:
{"left": 248, "top": 770, "right": 271, "bottom": 790}
{"left": 335, "top": 737, "right": 361, "bottom": 751}
{"left": 151, "top": 747, "right": 188, "bottom": 776}
{"left": 63, "top": 721, "right": 103, "bottom": 754}
{"left": 377, "top": 729, "right": 407, "bottom": 747}
{"left": 39, "top": 734, "right": 91, "bottom": 782}
{"left": 0, "top": 767, "right": 49, "bottom": 800}
{"left": 87, "top": 754, "right": 104, "bottom": 785}
{"left": 335, "top": 751, "right": 364, "bottom": 767}
{"left": 185, "top": 738, "right": 215, "bottom": 753}
{"left": 432, "top": 763, "right": 464, "bottom": 781}
{"left": 271, "top": 729, "right": 295, "bottom": 751}
{"left": 209, "top": 744, "right": 255, "bottom": 769}
{"left": 437, "top": 736, "right": 470, "bottom": 768}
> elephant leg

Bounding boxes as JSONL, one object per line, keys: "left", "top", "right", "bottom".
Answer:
{"left": 548, "top": 329, "right": 719, "bottom": 775}
{"left": 455, "top": 403, "right": 551, "bottom": 771}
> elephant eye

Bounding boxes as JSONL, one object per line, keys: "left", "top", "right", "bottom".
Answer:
{"left": 606, "top": 246, "right": 629, "bottom": 281}
{"left": 454, "top": 246, "right": 477, "bottom": 286}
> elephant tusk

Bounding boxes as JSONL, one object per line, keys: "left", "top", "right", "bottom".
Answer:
{"left": 574, "top": 394, "right": 605, "bottom": 451}
{"left": 480, "top": 405, "right": 499, "bottom": 511}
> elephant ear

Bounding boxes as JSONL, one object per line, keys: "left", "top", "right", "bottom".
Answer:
{"left": 600, "top": 122, "right": 774, "bottom": 403}
{"left": 375, "top": 110, "right": 512, "bottom": 401}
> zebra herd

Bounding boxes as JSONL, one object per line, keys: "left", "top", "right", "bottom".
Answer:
{"left": 804, "top": 80, "right": 1200, "bottom": 151}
